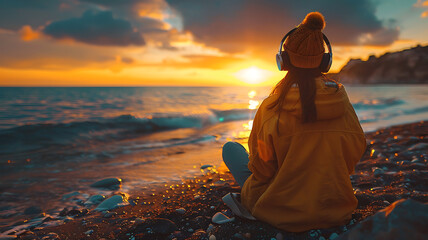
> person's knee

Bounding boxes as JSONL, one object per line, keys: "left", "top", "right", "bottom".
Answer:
{"left": 222, "top": 141, "right": 241, "bottom": 155}
{"left": 222, "top": 141, "right": 236, "bottom": 163}
{"left": 223, "top": 141, "right": 236, "bottom": 151}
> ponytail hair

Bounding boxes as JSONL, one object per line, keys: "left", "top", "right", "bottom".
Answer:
{"left": 267, "top": 68, "right": 322, "bottom": 133}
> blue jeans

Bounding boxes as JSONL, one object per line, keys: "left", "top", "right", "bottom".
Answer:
{"left": 222, "top": 142, "right": 252, "bottom": 188}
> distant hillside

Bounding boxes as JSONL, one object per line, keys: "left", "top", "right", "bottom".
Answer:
{"left": 335, "top": 45, "right": 428, "bottom": 84}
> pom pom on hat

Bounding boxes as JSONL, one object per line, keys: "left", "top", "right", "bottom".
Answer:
{"left": 301, "top": 12, "right": 325, "bottom": 30}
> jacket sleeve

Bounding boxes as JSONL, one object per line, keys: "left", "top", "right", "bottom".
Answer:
{"left": 247, "top": 108, "right": 277, "bottom": 183}
{"left": 344, "top": 99, "right": 367, "bottom": 174}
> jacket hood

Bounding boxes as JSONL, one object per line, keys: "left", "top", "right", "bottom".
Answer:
{"left": 283, "top": 79, "right": 346, "bottom": 120}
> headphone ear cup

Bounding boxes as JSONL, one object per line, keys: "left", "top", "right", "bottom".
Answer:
{"left": 281, "top": 51, "right": 292, "bottom": 71}
{"left": 276, "top": 53, "right": 283, "bottom": 71}
{"left": 319, "top": 53, "right": 332, "bottom": 73}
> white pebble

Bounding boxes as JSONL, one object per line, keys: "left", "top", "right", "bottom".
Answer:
{"left": 212, "top": 212, "right": 235, "bottom": 224}
{"left": 175, "top": 208, "right": 186, "bottom": 214}
{"left": 209, "top": 235, "right": 216, "bottom": 240}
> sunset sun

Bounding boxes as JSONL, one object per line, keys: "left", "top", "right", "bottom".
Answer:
{"left": 234, "top": 66, "right": 273, "bottom": 85}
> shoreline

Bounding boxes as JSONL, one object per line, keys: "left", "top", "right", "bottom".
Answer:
{"left": 2, "top": 120, "right": 427, "bottom": 239}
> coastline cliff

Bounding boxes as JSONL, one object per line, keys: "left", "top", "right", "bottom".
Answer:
{"left": 334, "top": 45, "right": 428, "bottom": 84}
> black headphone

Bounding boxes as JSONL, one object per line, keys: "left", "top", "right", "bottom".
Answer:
{"left": 276, "top": 27, "right": 332, "bottom": 72}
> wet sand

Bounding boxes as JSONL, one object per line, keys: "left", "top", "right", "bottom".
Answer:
{"left": 5, "top": 120, "right": 428, "bottom": 240}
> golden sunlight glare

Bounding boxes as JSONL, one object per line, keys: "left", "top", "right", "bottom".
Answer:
{"left": 248, "top": 90, "right": 257, "bottom": 98}
{"left": 234, "top": 66, "right": 272, "bottom": 84}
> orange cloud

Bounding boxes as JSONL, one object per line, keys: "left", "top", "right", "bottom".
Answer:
{"left": 415, "top": 0, "right": 428, "bottom": 17}
{"left": 19, "top": 25, "right": 40, "bottom": 41}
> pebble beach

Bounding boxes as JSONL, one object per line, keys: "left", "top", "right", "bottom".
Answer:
{"left": 2, "top": 120, "right": 426, "bottom": 240}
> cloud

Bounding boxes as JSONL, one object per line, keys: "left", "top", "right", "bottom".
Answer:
{"left": 19, "top": 25, "right": 41, "bottom": 41}
{"left": 0, "top": 0, "right": 78, "bottom": 31}
{"left": 358, "top": 27, "right": 400, "bottom": 46}
{"left": 43, "top": 10, "right": 145, "bottom": 46}
{"left": 415, "top": 0, "right": 428, "bottom": 17}
{"left": 166, "top": 0, "right": 400, "bottom": 54}
{"left": 0, "top": 31, "right": 127, "bottom": 70}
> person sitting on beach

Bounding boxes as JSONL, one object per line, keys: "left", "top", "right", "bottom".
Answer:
{"left": 222, "top": 12, "right": 367, "bottom": 232}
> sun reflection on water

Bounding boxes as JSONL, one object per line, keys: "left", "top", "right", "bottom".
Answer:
{"left": 248, "top": 90, "right": 257, "bottom": 98}
{"left": 248, "top": 100, "right": 259, "bottom": 110}
{"left": 243, "top": 120, "right": 253, "bottom": 130}
{"left": 237, "top": 90, "right": 259, "bottom": 139}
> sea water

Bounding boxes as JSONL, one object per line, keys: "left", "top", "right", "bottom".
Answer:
{"left": 0, "top": 85, "right": 427, "bottom": 230}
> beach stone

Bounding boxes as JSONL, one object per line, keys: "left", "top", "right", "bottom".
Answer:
{"left": 63, "top": 216, "right": 73, "bottom": 223}
{"left": 192, "top": 230, "right": 207, "bottom": 238}
{"left": 135, "top": 217, "right": 145, "bottom": 224}
{"left": 136, "top": 218, "right": 177, "bottom": 235}
{"left": 84, "top": 229, "right": 93, "bottom": 235}
{"left": 95, "top": 195, "right": 127, "bottom": 211}
{"left": 43, "top": 216, "right": 54, "bottom": 222}
{"left": 370, "top": 187, "right": 384, "bottom": 191}
{"left": 206, "top": 224, "right": 214, "bottom": 233}
{"left": 0, "top": 235, "right": 17, "bottom": 240}
{"left": 372, "top": 167, "right": 385, "bottom": 177}
{"left": 90, "top": 178, "right": 122, "bottom": 190}
{"left": 329, "top": 233, "right": 338, "bottom": 239}
{"left": 175, "top": 208, "right": 186, "bottom": 214}
{"left": 67, "top": 209, "right": 81, "bottom": 216}
{"left": 276, "top": 232, "right": 284, "bottom": 240}
{"left": 59, "top": 208, "right": 68, "bottom": 217}
{"left": 42, "top": 232, "right": 59, "bottom": 239}
{"left": 209, "top": 235, "right": 216, "bottom": 240}
{"left": 24, "top": 206, "right": 42, "bottom": 215}
{"left": 338, "top": 199, "right": 428, "bottom": 240}
{"left": 212, "top": 212, "right": 235, "bottom": 224}
{"left": 103, "top": 212, "right": 117, "bottom": 218}
{"left": 408, "top": 143, "right": 428, "bottom": 151}
{"left": 20, "top": 231, "right": 37, "bottom": 240}
{"left": 62, "top": 191, "right": 80, "bottom": 200}
{"left": 85, "top": 195, "right": 105, "bottom": 205}
{"left": 201, "top": 164, "right": 213, "bottom": 169}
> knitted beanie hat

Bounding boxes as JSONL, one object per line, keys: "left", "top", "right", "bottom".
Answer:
{"left": 284, "top": 12, "right": 326, "bottom": 68}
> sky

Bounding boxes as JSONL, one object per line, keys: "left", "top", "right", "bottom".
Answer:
{"left": 0, "top": 0, "right": 427, "bottom": 86}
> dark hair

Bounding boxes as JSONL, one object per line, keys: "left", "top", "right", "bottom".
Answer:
{"left": 267, "top": 68, "right": 323, "bottom": 132}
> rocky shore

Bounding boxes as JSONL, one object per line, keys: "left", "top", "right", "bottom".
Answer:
{"left": 333, "top": 45, "right": 428, "bottom": 84}
{"left": 1, "top": 121, "right": 427, "bottom": 240}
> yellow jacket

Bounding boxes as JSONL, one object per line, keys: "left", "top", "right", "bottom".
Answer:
{"left": 241, "top": 79, "right": 366, "bottom": 232}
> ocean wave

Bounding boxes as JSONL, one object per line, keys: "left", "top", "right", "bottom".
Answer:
{"left": 0, "top": 109, "right": 255, "bottom": 154}
{"left": 352, "top": 98, "right": 405, "bottom": 110}
{"left": 352, "top": 98, "right": 405, "bottom": 109}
